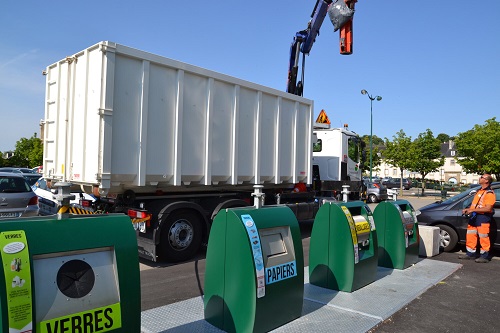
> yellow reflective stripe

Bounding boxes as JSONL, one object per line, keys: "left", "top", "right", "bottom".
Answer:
{"left": 57, "top": 206, "right": 69, "bottom": 214}
{"left": 68, "top": 207, "right": 96, "bottom": 215}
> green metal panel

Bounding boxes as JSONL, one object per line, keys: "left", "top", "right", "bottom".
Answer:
{"left": 204, "top": 206, "right": 304, "bottom": 333}
{"left": 373, "top": 200, "right": 419, "bottom": 269}
{"left": 309, "top": 201, "right": 378, "bottom": 292}
{"left": 0, "top": 214, "right": 140, "bottom": 333}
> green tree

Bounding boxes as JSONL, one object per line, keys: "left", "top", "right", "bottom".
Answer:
{"left": 455, "top": 118, "right": 500, "bottom": 180}
{"left": 409, "top": 129, "right": 444, "bottom": 194}
{"left": 9, "top": 134, "right": 43, "bottom": 168}
{"left": 383, "top": 130, "right": 413, "bottom": 192}
{"left": 360, "top": 134, "right": 383, "bottom": 176}
{"left": 436, "top": 133, "right": 450, "bottom": 143}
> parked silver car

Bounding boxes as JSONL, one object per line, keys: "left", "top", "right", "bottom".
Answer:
{"left": 0, "top": 172, "right": 39, "bottom": 218}
{"left": 364, "top": 181, "right": 389, "bottom": 203}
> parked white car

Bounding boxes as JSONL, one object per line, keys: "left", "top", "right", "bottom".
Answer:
{"left": 32, "top": 178, "right": 95, "bottom": 215}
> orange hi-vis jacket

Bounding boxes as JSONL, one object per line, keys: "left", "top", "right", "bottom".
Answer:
{"left": 471, "top": 187, "right": 496, "bottom": 223}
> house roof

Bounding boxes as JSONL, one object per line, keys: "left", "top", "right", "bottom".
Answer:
{"left": 440, "top": 140, "right": 459, "bottom": 158}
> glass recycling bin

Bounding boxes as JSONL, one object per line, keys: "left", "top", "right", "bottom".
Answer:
{"left": 0, "top": 214, "right": 140, "bottom": 333}
{"left": 204, "top": 206, "right": 304, "bottom": 333}
{"left": 309, "top": 201, "right": 378, "bottom": 292}
{"left": 373, "top": 200, "right": 419, "bottom": 269}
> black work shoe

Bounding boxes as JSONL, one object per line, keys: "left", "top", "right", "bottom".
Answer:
{"left": 475, "top": 257, "right": 489, "bottom": 263}
{"left": 458, "top": 254, "right": 475, "bottom": 260}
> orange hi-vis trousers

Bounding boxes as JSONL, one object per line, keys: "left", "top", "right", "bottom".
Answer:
{"left": 466, "top": 223, "right": 490, "bottom": 255}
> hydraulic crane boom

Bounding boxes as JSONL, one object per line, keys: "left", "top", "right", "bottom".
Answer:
{"left": 287, "top": 0, "right": 357, "bottom": 96}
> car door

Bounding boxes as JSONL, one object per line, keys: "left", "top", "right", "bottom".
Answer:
{"left": 455, "top": 192, "right": 477, "bottom": 243}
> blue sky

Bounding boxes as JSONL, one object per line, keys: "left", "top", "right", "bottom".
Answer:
{"left": 1, "top": 1, "right": 499, "bottom": 152}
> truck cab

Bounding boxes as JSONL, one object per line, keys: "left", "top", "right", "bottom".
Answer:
{"left": 312, "top": 124, "right": 362, "bottom": 199}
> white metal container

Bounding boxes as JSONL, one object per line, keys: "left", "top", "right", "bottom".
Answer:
{"left": 42, "top": 41, "right": 313, "bottom": 195}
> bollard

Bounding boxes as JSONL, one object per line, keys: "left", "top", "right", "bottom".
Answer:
{"left": 342, "top": 185, "right": 350, "bottom": 202}
{"left": 53, "top": 182, "right": 75, "bottom": 220}
{"left": 252, "top": 185, "right": 265, "bottom": 208}
{"left": 392, "top": 190, "right": 398, "bottom": 201}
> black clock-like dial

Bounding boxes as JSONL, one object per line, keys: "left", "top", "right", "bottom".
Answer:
{"left": 56, "top": 260, "right": 95, "bottom": 298}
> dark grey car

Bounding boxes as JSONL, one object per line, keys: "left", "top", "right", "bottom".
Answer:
{"left": 416, "top": 182, "right": 500, "bottom": 251}
{"left": 0, "top": 172, "right": 39, "bottom": 218}
{"left": 384, "top": 178, "right": 412, "bottom": 190}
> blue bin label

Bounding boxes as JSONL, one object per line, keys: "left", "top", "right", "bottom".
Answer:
{"left": 240, "top": 214, "right": 266, "bottom": 298}
{"left": 265, "top": 261, "right": 297, "bottom": 285}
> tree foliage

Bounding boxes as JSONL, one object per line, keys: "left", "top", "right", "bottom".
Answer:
{"left": 455, "top": 117, "right": 500, "bottom": 180}
{"left": 436, "top": 133, "right": 451, "bottom": 143}
{"left": 5, "top": 134, "right": 43, "bottom": 168}
{"left": 360, "top": 134, "right": 383, "bottom": 174}
{"left": 383, "top": 130, "right": 413, "bottom": 190}
{"left": 409, "top": 129, "right": 444, "bottom": 192}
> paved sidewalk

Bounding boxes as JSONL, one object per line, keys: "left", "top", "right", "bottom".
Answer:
{"left": 369, "top": 250, "right": 500, "bottom": 333}
{"left": 141, "top": 259, "right": 460, "bottom": 333}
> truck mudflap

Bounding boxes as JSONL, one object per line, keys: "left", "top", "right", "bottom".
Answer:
{"left": 137, "top": 236, "right": 157, "bottom": 262}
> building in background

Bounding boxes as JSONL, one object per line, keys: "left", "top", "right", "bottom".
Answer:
{"left": 1, "top": 151, "right": 14, "bottom": 159}
{"left": 375, "top": 140, "right": 480, "bottom": 185}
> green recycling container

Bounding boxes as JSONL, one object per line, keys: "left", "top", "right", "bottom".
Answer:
{"left": 0, "top": 214, "right": 140, "bottom": 333}
{"left": 204, "top": 205, "right": 304, "bottom": 333}
{"left": 309, "top": 201, "right": 378, "bottom": 292}
{"left": 373, "top": 200, "right": 419, "bottom": 269}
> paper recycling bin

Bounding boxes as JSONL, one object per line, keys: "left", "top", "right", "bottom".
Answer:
{"left": 0, "top": 214, "right": 140, "bottom": 333}
{"left": 309, "top": 201, "right": 378, "bottom": 292}
{"left": 373, "top": 200, "right": 419, "bottom": 269}
{"left": 204, "top": 206, "right": 304, "bottom": 333}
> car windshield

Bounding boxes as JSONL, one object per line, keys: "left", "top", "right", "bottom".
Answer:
{"left": 0, "top": 176, "right": 31, "bottom": 193}
{"left": 24, "top": 176, "right": 41, "bottom": 186}
{"left": 441, "top": 188, "right": 476, "bottom": 205}
{"left": 19, "top": 168, "right": 38, "bottom": 174}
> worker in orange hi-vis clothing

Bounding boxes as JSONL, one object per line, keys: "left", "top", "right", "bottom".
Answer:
{"left": 459, "top": 174, "right": 496, "bottom": 263}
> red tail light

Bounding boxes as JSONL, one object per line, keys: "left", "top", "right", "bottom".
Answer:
{"left": 373, "top": 183, "right": 380, "bottom": 188}
{"left": 28, "top": 196, "right": 38, "bottom": 205}
{"left": 128, "top": 209, "right": 148, "bottom": 219}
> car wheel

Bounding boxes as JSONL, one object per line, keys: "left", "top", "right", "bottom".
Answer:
{"left": 367, "top": 194, "right": 378, "bottom": 203}
{"left": 436, "top": 224, "right": 458, "bottom": 252}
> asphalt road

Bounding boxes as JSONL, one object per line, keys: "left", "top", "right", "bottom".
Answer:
{"left": 139, "top": 194, "right": 500, "bottom": 332}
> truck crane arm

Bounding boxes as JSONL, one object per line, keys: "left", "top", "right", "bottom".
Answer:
{"left": 287, "top": 0, "right": 357, "bottom": 96}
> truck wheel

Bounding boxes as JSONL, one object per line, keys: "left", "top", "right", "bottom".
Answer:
{"left": 159, "top": 210, "right": 202, "bottom": 262}
{"left": 436, "top": 224, "right": 458, "bottom": 252}
{"left": 367, "top": 194, "right": 378, "bottom": 203}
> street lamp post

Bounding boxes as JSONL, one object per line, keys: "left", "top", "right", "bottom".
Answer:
{"left": 361, "top": 89, "right": 382, "bottom": 182}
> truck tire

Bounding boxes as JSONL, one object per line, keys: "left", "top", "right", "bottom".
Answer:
{"left": 159, "top": 210, "right": 202, "bottom": 262}
{"left": 436, "top": 224, "right": 458, "bottom": 252}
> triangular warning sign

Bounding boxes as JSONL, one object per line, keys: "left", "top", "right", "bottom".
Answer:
{"left": 315, "top": 110, "right": 331, "bottom": 124}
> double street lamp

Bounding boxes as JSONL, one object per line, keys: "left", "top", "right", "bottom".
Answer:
{"left": 361, "top": 89, "right": 382, "bottom": 182}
